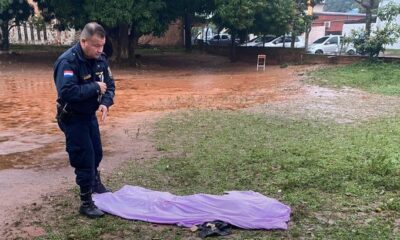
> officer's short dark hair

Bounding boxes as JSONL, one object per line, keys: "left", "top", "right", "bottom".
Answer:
{"left": 80, "top": 22, "right": 106, "bottom": 40}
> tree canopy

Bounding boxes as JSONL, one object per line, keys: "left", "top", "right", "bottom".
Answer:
{"left": 34, "top": 0, "right": 174, "bottom": 60}
{"left": 251, "top": 0, "right": 294, "bottom": 37}
{"left": 348, "top": 1, "right": 400, "bottom": 58}
{"left": 0, "top": 0, "right": 34, "bottom": 50}
{"left": 6, "top": 0, "right": 322, "bottom": 60}
{"left": 166, "top": 0, "right": 215, "bottom": 50}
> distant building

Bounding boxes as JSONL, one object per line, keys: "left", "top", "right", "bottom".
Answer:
{"left": 138, "top": 21, "right": 184, "bottom": 47}
{"left": 313, "top": 12, "right": 367, "bottom": 35}
{"left": 304, "top": 12, "right": 367, "bottom": 44}
{"left": 313, "top": 3, "right": 324, "bottom": 13}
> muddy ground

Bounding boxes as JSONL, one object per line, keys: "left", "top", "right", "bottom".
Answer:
{"left": 0, "top": 51, "right": 307, "bottom": 238}
{"left": 2, "top": 51, "right": 400, "bottom": 238}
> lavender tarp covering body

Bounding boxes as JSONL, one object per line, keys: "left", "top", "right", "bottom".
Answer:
{"left": 93, "top": 185, "right": 291, "bottom": 230}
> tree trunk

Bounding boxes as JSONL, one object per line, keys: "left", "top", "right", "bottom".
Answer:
{"left": 117, "top": 24, "right": 130, "bottom": 61}
{"left": 36, "top": 24, "right": 41, "bottom": 41}
{"left": 30, "top": 23, "right": 35, "bottom": 42}
{"left": 230, "top": 32, "right": 237, "bottom": 62}
{"left": 282, "top": 35, "right": 286, "bottom": 48}
{"left": 205, "top": 25, "right": 209, "bottom": 45}
{"left": 128, "top": 26, "right": 138, "bottom": 63}
{"left": 184, "top": 13, "right": 192, "bottom": 51}
{"left": 305, "top": 23, "right": 312, "bottom": 49}
{"left": 128, "top": 41, "right": 135, "bottom": 63}
{"left": 23, "top": 23, "right": 28, "bottom": 43}
{"left": 291, "top": 32, "right": 296, "bottom": 49}
{"left": 1, "top": 24, "right": 9, "bottom": 51}
{"left": 263, "top": 34, "right": 266, "bottom": 47}
{"left": 238, "top": 30, "right": 247, "bottom": 44}
{"left": 108, "top": 37, "right": 118, "bottom": 62}
{"left": 105, "top": 26, "right": 118, "bottom": 62}
{"left": 365, "top": 6, "right": 372, "bottom": 39}
{"left": 43, "top": 24, "right": 47, "bottom": 41}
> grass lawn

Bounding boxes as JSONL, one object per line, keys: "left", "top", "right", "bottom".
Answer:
{"left": 310, "top": 62, "right": 400, "bottom": 96}
{"left": 38, "top": 111, "right": 399, "bottom": 239}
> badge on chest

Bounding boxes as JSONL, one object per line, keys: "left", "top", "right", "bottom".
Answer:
{"left": 96, "top": 71, "right": 104, "bottom": 82}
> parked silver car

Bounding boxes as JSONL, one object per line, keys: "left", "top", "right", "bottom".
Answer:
{"left": 207, "top": 34, "right": 239, "bottom": 46}
{"left": 240, "top": 35, "right": 276, "bottom": 47}
{"left": 264, "top": 36, "right": 305, "bottom": 48}
{"left": 307, "top": 35, "right": 357, "bottom": 55}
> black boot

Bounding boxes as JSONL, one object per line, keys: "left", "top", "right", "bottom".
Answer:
{"left": 79, "top": 191, "right": 105, "bottom": 218}
{"left": 93, "top": 170, "right": 110, "bottom": 194}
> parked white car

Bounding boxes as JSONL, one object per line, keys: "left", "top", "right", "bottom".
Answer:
{"left": 307, "top": 35, "right": 357, "bottom": 55}
{"left": 263, "top": 36, "right": 305, "bottom": 48}
{"left": 240, "top": 35, "right": 276, "bottom": 47}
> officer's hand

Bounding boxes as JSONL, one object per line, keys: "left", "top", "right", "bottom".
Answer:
{"left": 99, "top": 105, "right": 108, "bottom": 124}
{"left": 97, "top": 82, "right": 107, "bottom": 94}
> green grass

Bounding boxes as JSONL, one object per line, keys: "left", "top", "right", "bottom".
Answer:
{"left": 310, "top": 62, "right": 400, "bottom": 95}
{"left": 37, "top": 110, "right": 400, "bottom": 239}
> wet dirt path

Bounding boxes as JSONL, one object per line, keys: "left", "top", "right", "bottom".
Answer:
{"left": 0, "top": 55, "right": 302, "bottom": 170}
{"left": 0, "top": 53, "right": 304, "bottom": 235}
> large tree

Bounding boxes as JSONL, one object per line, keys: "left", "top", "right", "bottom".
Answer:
{"left": 348, "top": 1, "right": 400, "bottom": 58}
{"left": 86, "top": 0, "right": 171, "bottom": 61}
{"left": 355, "top": 0, "right": 381, "bottom": 38}
{"left": 0, "top": 0, "right": 34, "bottom": 51}
{"left": 290, "top": 0, "right": 322, "bottom": 49}
{"left": 34, "top": 0, "right": 174, "bottom": 61}
{"left": 251, "top": 0, "right": 294, "bottom": 43}
{"left": 213, "top": 0, "right": 264, "bottom": 61}
{"left": 166, "top": 0, "right": 215, "bottom": 51}
{"left": 33, "top": 0, "right": 86, "bottom": 31}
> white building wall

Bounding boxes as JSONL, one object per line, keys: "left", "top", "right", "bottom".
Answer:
{"left": 300, "top": 26, "right": 325, "bottom": 44}
{"left": 342, "top": 23, "right": 369, "bottom": 36}
{"left": 9, "top": 21, "right": 78, "bottom": 46}
{"left": 308, "top": 26, "right": 326, "bottom": 43}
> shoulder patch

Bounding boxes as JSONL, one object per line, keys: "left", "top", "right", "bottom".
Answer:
{"left": 63, "top": 70, "right": 74, "bottom": 78}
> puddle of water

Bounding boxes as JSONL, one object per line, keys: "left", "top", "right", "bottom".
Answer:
{"left": 0, "top": 131, "right": 59, "bottom": 155}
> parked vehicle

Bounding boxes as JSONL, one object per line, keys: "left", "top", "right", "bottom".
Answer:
{"left": 207, "top": 34, "right": 239, "bottom": 46}
{"left": 192, "top": 30, "right": 215, "bottom": 45}
{"left": 240, "top": 35, "right": 276, "bottom": 47}
{"left": 263, "top": 36, "right": 305, "bottom": 48}
{"left": 307, "top": 35, "right": 357, "bottom": 55}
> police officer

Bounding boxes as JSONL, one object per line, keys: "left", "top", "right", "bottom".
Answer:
{"left": 54, "top": 22, "right": 115, "bottom": 218}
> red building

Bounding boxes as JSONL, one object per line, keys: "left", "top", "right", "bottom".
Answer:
{"left": 313, "top": 12, "right": 367, "bottom": 35}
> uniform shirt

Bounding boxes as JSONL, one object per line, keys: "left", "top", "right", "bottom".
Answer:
{"left": 53, "top": 43, "right": 115, "bottom": 115}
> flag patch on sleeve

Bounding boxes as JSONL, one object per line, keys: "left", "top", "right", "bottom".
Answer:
{"left": 64, "top": 70, "right": 74, "bottom": 77}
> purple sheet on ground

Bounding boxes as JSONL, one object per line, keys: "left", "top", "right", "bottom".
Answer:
{"left": 93, "top": 185, "right": 291, "bottom": 230}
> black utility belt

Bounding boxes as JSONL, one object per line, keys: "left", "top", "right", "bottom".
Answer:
{"left": 56, "top": 103, "right": 95, "bottom": 121}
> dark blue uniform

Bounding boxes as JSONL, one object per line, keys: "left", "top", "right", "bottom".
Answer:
{"left": 54, "top": 43, "right": 115, "bottom": 194}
